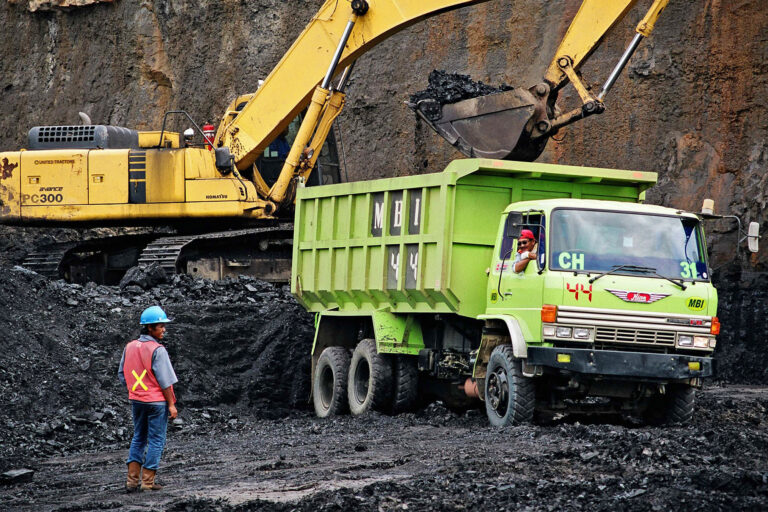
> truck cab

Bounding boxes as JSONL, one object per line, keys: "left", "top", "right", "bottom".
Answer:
{"left": 480, "top": 199, "right": 718, "bottom": 423}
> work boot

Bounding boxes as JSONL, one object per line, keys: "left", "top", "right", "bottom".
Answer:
{"left": 125, "top": 462, "right": 141, "bottom": 493}
{"left": 140, "top": 468, "right": 163, "bottom": 491}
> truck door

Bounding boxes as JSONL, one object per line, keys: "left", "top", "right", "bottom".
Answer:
{"left": 488, "top": 211, "right": 546, "bottom": 341}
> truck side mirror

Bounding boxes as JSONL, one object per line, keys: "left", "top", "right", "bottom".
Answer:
{"left": 505, "top": 212, "right": 523, "bottom": 238}
{"left": 215, "top": 147, "right": 233, "bottom": 174}
{"left": 748, "top": 222, "right": 760, "bottom": 253}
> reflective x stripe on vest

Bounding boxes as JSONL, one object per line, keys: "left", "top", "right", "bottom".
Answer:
{"left": 132, "top": 369, "right": 148, "bottom": 391}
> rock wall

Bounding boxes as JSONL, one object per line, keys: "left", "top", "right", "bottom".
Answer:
{"left": 1, "top": 1, "right": 765, "bottom": 258}
{"left": 0, "top": 0, "right": 767, "bottom": 378}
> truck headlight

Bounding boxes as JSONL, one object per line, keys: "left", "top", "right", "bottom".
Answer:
{"left": 556, "top": 327, "right": 572, "bottom": 338}
{"left": 573, "top": 328, "right": 591, "bottom": 340}
{"left": 677, "top": 335, "right": 693, "bottom": 347}
{"left": 543, "top": 325, "right": 556, "bottom": 337}
{"left": 693, "top": 336, "right": 711, "bottom": 349}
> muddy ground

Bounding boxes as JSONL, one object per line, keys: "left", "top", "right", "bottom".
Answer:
{"left": 1, "top": 387, "right": 767, "bottom": 511}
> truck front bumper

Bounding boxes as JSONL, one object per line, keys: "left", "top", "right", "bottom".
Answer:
{"left": 526, "top": 347, "right": 714, "bottom": 380}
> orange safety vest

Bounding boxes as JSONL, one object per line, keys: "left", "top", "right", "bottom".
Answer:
{"left": 123, "top": 339, "right": 175, "bottom": 403}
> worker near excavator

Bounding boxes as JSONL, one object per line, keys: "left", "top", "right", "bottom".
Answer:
{"left": 118, "top": 306, "right": 178, "bottom": 493}
{"left": 513, "top": 229, "right": 538, "bottom": 273}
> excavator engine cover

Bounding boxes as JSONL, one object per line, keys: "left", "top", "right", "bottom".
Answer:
{"left": 28, "top": 125, "right": 139, "bottom": 150}
{"left": 409, "top": 87, "right": 550, "bottom": 161}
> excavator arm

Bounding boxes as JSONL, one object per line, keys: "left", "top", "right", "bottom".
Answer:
{"left": 215, "top": 0, "right": 491, "bottom": 172}
{"left": 411, "top": 0, "right": 670, "bottom": 160}
{"left": 218, "top": 0, "right": 670, "bottom": 211}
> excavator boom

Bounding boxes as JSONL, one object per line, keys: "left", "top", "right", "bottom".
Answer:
{"left": 216, "top": 0, "right": 491, "bottom": 173}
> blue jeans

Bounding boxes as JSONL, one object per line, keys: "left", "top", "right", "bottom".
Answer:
{"left": 126, "top": 402, "right": 169, "bottom": 470}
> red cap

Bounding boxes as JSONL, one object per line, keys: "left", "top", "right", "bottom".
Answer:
{"left": 520, "top": 229, "right": 535, "bottom": 240}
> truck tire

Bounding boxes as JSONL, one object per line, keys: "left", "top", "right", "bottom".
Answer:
{"left": 643, "top": 384, "right": 696, "bottom": 425}
{"left": 484, "top": 345, "right": 535, "bottom": 426}
{"left": 313, "top": 347, "right": 351, "bottom": 418}
{"left": 348, "top": 339, "right": 393, "bottom": 416}
{"left": 389, "top": 355, "right": 418, "bottom": 415}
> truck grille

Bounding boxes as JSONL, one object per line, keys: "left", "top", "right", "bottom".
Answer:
{"left": 595, "top": 327, "right": 675, "bottom": 346}
{"left": 554, "top": 305, "right": 711, "bottom": 352}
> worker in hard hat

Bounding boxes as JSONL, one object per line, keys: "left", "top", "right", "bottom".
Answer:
{"left": 118, "top": 306, "right": 178, "bottom": 493}
{"left": 513, "top": 229, "right": 538, "bottom": 274}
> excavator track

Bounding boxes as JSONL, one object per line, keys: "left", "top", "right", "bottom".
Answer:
{"left": 137, "top": 236, "right": 195, "bottom": 275}
{"left": 23, "top": 243, "right": 75, "bottom": 280}
{"left": 139, "top": 223, "right": 296, "bottom": 282}
{"left": 21, "top": 224, "right": 295, "bottom": 285}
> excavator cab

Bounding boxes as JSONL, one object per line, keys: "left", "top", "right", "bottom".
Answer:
{"left": 255, "top": 114, "right": 343, "bottom": 189}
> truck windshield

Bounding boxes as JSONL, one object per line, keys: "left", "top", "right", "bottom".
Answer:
{"left": 550, "top": 209, "right": 709, "bottom": 281}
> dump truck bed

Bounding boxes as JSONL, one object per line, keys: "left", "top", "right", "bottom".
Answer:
{"left": 291, "top": 159, "right": 657, "bottom": 318}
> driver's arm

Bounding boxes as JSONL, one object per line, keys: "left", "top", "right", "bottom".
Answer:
{"left": 513, "top": 243, "right": 537, "bottom": 273}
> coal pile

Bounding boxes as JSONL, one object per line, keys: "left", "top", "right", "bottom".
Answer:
{"left": 709, "top": 266, "right": 768, "bottom": 384}
{"left": 0, "top": 264, "right": 314, "bottom": 474}
{"left": 409, "top": 70, "right": 514, "bottom": 106}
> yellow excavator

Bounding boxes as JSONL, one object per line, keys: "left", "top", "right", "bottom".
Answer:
{"left": 0, "top": 0, "right": 669, "bottom": 284}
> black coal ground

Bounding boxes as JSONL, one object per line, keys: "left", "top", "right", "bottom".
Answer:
{"left": 1, "top": 234, "right": 768, "bottom": 510}
{"left": 2, "top": 388, "right": 768, "bottom": 511}
{"left": 0, "top": 263, "right": 314, "bottom": 473}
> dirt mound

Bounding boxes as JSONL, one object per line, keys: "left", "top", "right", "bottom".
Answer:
{"left": 0, "top": 265, "right": 314, "bottom": 473}
{"left": 409, "top": 70, "right": 513, "bottom": 106}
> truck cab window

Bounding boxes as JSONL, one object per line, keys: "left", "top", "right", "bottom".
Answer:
{"left": 500, "top": 212, "right": 544, "bottom": 260}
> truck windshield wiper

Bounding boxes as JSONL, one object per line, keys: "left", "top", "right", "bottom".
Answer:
{"left": 588, "top": 265, "right": 687, "bottom": 290}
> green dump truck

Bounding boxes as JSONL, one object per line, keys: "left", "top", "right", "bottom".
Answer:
{"left": 291, "top": 159, "right": 754, "bottom": 426}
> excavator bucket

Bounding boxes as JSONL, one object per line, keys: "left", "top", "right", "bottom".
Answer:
{"left": 408, "top": 86, "right": 551, "bottom": 162}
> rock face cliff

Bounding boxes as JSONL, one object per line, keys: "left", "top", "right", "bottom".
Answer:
{"left": 0, "top": 1, "right": 766, "bottom": 378}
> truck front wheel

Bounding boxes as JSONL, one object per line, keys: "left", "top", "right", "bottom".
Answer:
{"left": 348, "top": 339, "right": 393, "bottom": 415}
{"left": 643, "top": 384, "right": 695, "bottom": 425}
{"left": 484, "top": 345, "right": 535, "bottom": 426}
{"left": 313, "top": 347, "right": 351, "bottom": 418}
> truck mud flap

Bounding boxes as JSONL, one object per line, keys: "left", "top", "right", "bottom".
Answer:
{"left": 526, "top": 347, "right": 713, "bottom": 380}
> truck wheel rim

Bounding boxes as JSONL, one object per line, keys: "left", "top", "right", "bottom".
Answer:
{"left": 318, "top": 365, "right": 335, "bottom": 409}
{"left": 353, "top": 359, "right": 370, "bottom": 405}
{"left": 487, "top": 368, "right": 509, "bottom": 415}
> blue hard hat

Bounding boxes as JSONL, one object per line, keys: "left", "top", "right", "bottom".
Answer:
{"left": 140, "top": 306, "right": 172, "bottom": 325}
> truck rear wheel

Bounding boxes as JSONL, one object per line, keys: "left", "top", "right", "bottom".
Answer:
{"left": 313, "top": 347, "right": 351, "bottom": 418}
{"left": 348, "top": 339, "right": 393, "bottom": 416}
{"left": 389, "top": 355, "right": 418, "bottom": 415}
{"left": 484, "top": 345, "right": 535, "bottom": 426}
{"left": 643, "top": 384, "right": 695, "bottom": 425}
